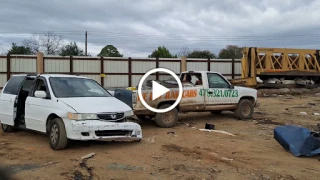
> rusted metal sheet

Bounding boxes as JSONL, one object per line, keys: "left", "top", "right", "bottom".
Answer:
{"left": 159, "top": 61, "right": 180, "bottom": 73}
{"left": 73, "top": 60, "right": 100, "bottom": 73}
{"left": 0, "top": 57, "right": 6, "bottom": 72}
{"left": 131, "top": 60, "right": 156, "bottom": 73}
{"left": 10, "top": 56, "right": 36, "bottom": 72}
{"left": 104, "top": 75, "right": 128, "bottom": 87}
{"left": 0, "top": 74, "right": 7, "bottom": 88}
{"left": 44, "top": 59, "right": 70, "bottom": 73}
{"left": 104, "top": 60, "right": 128, "bottom": 73}
{"left": 187, "top": 61, "right": 207, "bottom": 71}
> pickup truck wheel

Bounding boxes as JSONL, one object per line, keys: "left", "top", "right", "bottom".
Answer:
{"left": 136, "top": 115, "right": 154, "bottom": 121}
{"left": 154, "top": 104, "right": 178, "bottom": 128}
{"left": 49, "top": 118, "right": 68, "bottom": 150}
{"left": 1, "top": 123, "right": 15, "bottom": 132}
{"left": 210, "top": 110, "right": 222, "bottom": 115}
{"left": 234, "top": 99, "right": 254, "bottom": 119}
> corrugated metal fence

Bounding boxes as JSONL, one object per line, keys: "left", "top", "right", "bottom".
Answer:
{"left": 0, "top": 55, "right": 241, "bottom": 88}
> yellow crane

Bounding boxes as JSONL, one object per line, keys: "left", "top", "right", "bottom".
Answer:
{"left": 230, "top": 47, "right": 320, "bottom": 88}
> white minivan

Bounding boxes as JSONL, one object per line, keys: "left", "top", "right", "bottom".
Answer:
{"left": 0, "top": 74, "right": 142, "bottom": 150}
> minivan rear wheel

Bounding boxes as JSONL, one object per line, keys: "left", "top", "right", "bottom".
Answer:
{"left": 1, "top": 123, "right": 15, "bottom": 132}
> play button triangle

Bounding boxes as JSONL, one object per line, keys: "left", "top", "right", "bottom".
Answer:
{"left": 152, "top": 81, "right": 170, "bottom": 100}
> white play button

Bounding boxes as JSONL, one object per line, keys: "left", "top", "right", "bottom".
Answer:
{"left": 152, "top": 81, "right": 170, "bottom": 100}
{"left": 137, "top": 68, "right": 183, "bottom": 113}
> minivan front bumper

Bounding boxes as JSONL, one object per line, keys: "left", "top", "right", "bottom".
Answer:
{"left": 63, "top": 119, "right": 142, "bottom": 141}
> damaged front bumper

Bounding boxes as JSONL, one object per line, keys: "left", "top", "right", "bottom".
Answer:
{"left": 63, "top": 119, "right": 142, "bottom": 141}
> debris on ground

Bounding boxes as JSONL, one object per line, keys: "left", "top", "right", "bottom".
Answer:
{"left": 167, "top": 132, "right": 175, "bottom": 135}
{"left": 274, "top": 125, "right": 320, "bottom": 157}
{"left": 81, "top": 152, "right": 95, "bottom": 160}
{"left": 107, "top": 163, "right": 143, "bottom": 171}
{"left": 199, "top": 129, "right": 235, "bottom": 136}
{"left": 221, "top": 157, "right": 233, "bottom": 161}
{"left": 300, "top": 112, "right": 307, "bottom": 115}
{"left": 205, "top": 123, "right": 215, "bottom": 130}
{"left": 255, "top": 119, "right": 285, "bottom": 125}
{"left": 308, "top": 103, "right": 316, "bottom": 106}
{"left": 144, "top": 136, "right": 156, "bottom": 143}
{"left": 312, "top": 113, "right": 320, "bottom": 116}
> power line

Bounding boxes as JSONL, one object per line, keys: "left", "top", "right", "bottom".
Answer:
{"left": 1, "top": 30, "right": 320, "bottom": 40}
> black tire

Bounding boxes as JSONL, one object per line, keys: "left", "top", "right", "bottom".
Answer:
{"left": 49, "top": 118, "right": 68, "bottom": 150}
{"left": 210, "top": 110, "right": 222, "bottom": 115}
{"left": 1, "top": 123, "right": 16, "bottom": 132}
{"left": 234, "top": 99, "right": 254, "bottom": 119}
{"left": 136, "top": 115, "right": 154, "bottom": 121}
{"left": 154, "top": 104, "right": 178, "bottom": 128}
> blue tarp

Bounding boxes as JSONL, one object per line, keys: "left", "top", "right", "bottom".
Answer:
{"left": 274, "top": 125, "right": 320, "bottom": 157}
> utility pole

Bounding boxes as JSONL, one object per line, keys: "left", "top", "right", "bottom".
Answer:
{"left": 85, "top": 31, "right": 87, "bottom": 56}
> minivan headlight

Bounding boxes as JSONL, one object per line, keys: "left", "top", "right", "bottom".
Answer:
{"left": 67, "top": 113, "right": 98, "bottom": 120}
{"left": 124, "top": 110, "right": 134, "bottom": 117}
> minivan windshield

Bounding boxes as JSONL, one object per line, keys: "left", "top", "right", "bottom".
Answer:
{"left": 49, "top": 77, "right": 112, "bottom": 98}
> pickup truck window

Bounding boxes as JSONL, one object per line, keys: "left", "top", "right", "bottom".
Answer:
{"left": 207, "top": 73, "right": 230, "bottom": 88}
{"left": 49, "top": 77, "right": 112, "bottom": 98}
{"left": 3, "top": 76, "right": 25, "bottom": 95}
{"left": 181, "top": 73, "right": 202, "bottom": 85}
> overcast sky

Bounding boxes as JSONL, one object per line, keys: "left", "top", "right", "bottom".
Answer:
{"left": 1, "top": 0, "right": 320, "bottom": 57}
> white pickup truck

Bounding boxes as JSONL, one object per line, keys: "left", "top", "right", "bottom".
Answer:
{"left": 128, "top": 71, "right": 259, "bottom": 128}
{"left": 0, "top": 74, "right": 142, "bottom": 150}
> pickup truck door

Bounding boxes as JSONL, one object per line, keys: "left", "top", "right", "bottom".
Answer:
{"left": 25, "top": 77, "right": 52, "bottom": 132}
{"left": 204, "top": 73, "right": 239, "bottom": 109}
{"left": 179, "top": 73, "right": 205, "bottom": 111}
{"left": 0, "top": 76, "right": 26, "bottom": 126}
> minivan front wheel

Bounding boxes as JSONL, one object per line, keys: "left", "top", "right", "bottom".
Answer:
{"left": 49, "top": 118, "right": 68, "bottom": 150}
{"left": 1, "top": 123, "right": 15, "bottom": 132}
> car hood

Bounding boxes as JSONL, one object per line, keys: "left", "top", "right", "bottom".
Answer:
{"left": 235, "top": 86, "right": 257, "bottom": 93}
{"left": 59, "top": 97, "right": 132, "bottom": 113}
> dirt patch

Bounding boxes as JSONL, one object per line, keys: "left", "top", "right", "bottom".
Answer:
{"left": 255, "top": 119, "right": 285, "bottom": 125}
{"left": 0, "top": 95, "right": 320, "bottom": 180}
{"left": 162, "top": 144, "right": 202, "bottom": 159}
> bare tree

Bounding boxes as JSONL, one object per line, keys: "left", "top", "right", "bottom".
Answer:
{"left": 23, "top": 31, "right": 62, "bottom": 55}
{"left": 22, "top": 35, "right": 40, "bottom": 54}
{"left": 177, "top": 47, "right": 190, "bottom": 57}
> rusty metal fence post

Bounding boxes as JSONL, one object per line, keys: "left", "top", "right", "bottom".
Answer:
{"left": 231, "top": 58, "right": 235, "bottom": 79}
{"left": 6, "top": 54, "right": 10, "bottom": 81}
{"left": 128, "top": 57, "right": 132, "bottom": 87}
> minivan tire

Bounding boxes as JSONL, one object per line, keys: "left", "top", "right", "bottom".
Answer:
{"left": 49, "top": 118, "right": 68, "bottom": 150}
{"left": 154, "top": 104, "right": 178, "bottom": 128}
{"left": 1, "top": 123, "right": 16, "bottom": 132}
{"left": 234, "top": 99, "right": 254, "bottom": 119}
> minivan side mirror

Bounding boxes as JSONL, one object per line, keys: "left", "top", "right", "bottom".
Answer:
{"left": 34, "top": 90, "right": 47, "bottom": 98}
{"left": 229, "top": 85, "right": 234, "bottom": 89}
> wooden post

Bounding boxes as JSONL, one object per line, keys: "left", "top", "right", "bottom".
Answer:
{"left": 181, "top": 56, "right": 187, "bottom": 72}
{"left": 36, "top": 52, "right": 44, "bottom": 74}
{"left": 207, "top": 58, "right": 211, "bottom": 71}
{"left": 6, "top": 54, "right": 10, "bottom": 81}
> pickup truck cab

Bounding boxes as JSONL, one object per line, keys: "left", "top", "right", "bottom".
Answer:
{"left": 0, "top": 74, "right": 142, "bottom": 150}
{"left": 131, "top": 71, "right": 259, "bottom": 128}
